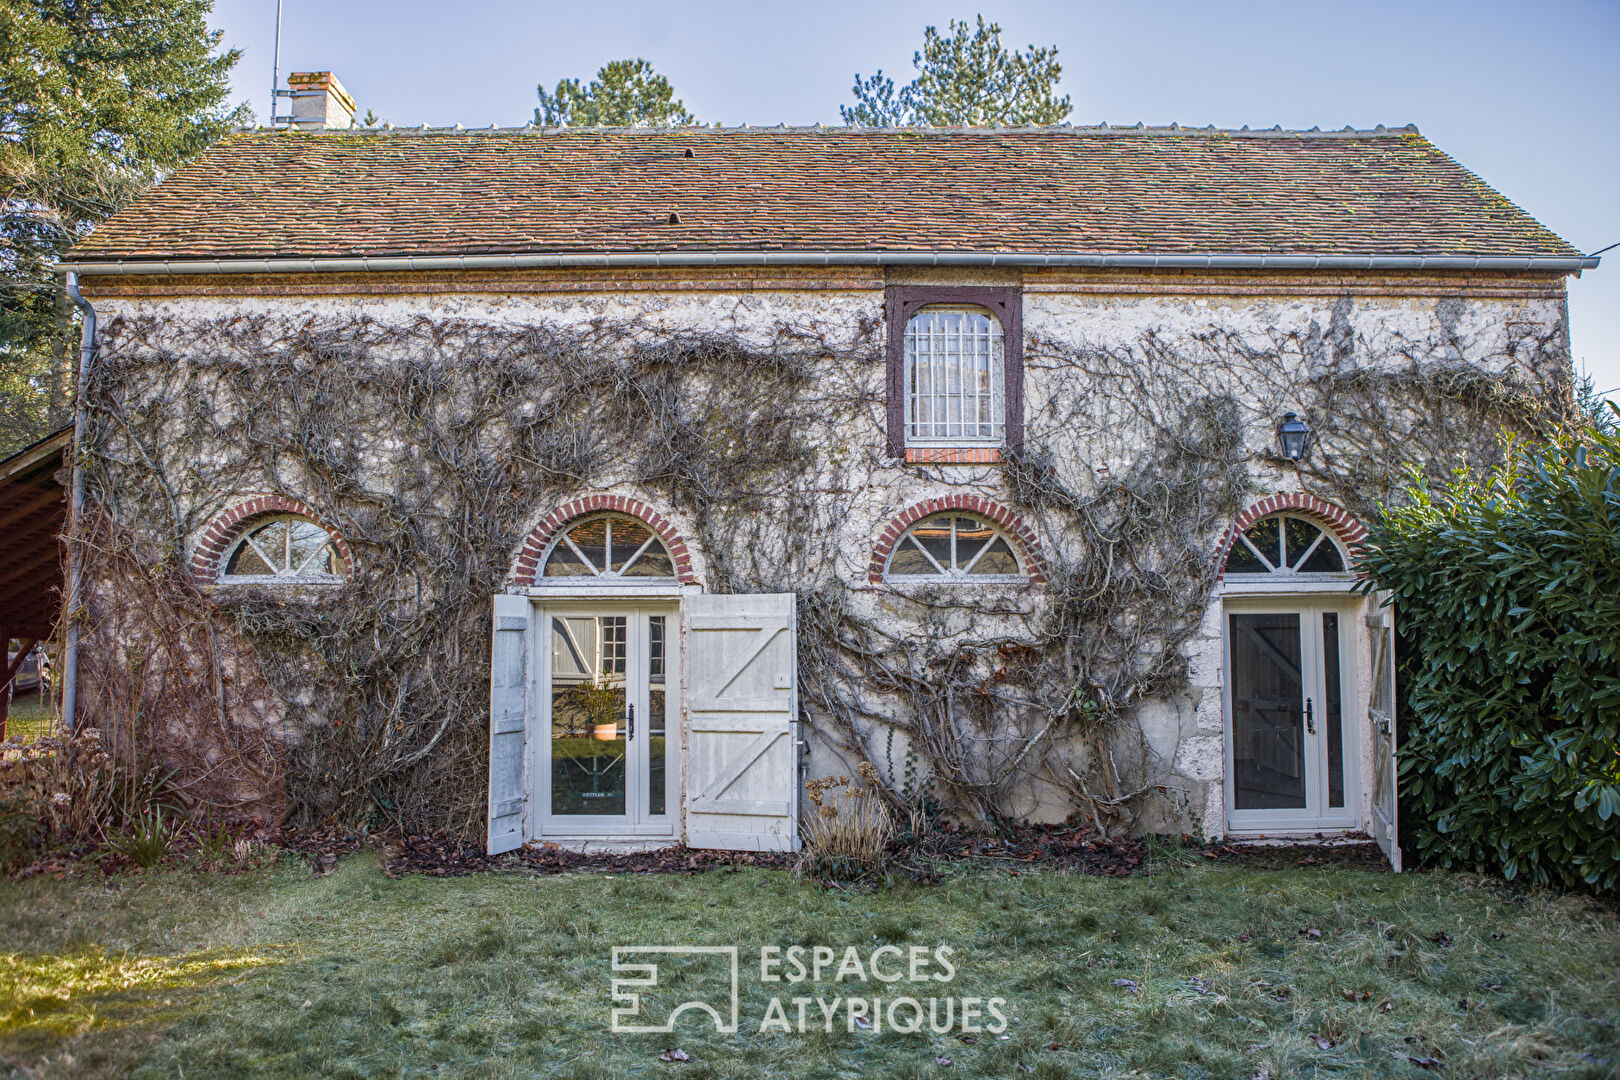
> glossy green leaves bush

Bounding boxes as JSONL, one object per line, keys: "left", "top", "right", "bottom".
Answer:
{"left": 1361, "top": 418, "right": 1620, "bottom": 894}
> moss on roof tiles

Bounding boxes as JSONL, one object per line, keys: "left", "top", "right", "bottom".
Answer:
{"left": 72, "top": 126, "right": 1580, "bottom": 261}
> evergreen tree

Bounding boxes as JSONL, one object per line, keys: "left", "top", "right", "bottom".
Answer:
{"left": 841, "top": 15, "right": 1071, "bottom": 128}
{"left": 535, "top": 58, "right": 694, "bottom": 128}
{"left": 0, "top": 0, "right": 248, "bottom": 453}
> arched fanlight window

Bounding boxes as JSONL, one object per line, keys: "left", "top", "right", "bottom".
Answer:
{"left": 904, "top": 307, "right": 1005, "bottom": 447}
{"left": 1224, "top": 514, "right": 1347, "bottom": 575}
{"left": 544, "top": 513, "right": 675, "bottom": 580}
{"left": 885, "top": 513, "right": 1021, "bottom": 581}
{"left": 222, "top": 516, "right": 344, "bottom": 582}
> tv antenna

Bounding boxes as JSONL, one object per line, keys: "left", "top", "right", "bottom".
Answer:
{"left": 269, "top": 0, "right": 292, "bottom": 127}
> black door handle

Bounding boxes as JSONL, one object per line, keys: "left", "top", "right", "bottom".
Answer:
{"left": 626, "top": 704, "right": 635, "bottom": 740}
{"left": 1305, "top": 696, "right": 1315, "bottom": 735}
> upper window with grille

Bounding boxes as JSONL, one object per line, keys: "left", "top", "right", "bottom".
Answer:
{"left": 221, "top": 515, "right": 345, "bottom": 583}
{"left": 903, "top": 306, "right": 1005, "bottom": 447}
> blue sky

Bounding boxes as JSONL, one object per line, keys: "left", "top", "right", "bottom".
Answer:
{"left": 209, "top": 0, "right": 1619, "bottom": 405}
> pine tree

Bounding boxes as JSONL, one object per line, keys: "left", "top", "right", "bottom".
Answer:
{"left": 841, "top": 16, "right": 1071, "bottom": 128}
{"left": 535, "top": 59, "right": 694, "bottom": 128}
{"left": 0, "top": 0, "right": 249, "bottom": 453}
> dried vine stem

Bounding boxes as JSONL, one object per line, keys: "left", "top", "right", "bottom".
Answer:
{"left": 76, "top": 303, "right": 1565, "bottom": 835}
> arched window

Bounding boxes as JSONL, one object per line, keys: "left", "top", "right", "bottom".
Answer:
{"left": 1224, "top": 514, "right": 1347, "bottom": 576}
{"left": 221, "top": 516, "right": 344, "bottom": 582}
{"left": 886, "top": 513, "right": 1021, "bottom": 581}
{"left": 544, "top": 513, "right": 676, "bottom": 580}
{"left": 904, "top": 307, "right": 1005, "bottom": 446}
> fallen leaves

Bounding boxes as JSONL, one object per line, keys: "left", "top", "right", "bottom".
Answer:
{"left": 658, "top": 1048, "right": 691, "bottom": 1063}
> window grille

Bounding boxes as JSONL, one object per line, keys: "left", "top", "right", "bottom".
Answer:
{"left": 221, "top": 515, "right": 344, "bottom": 583}
{"left": 1224, "top": 514, "right": 1347, "bottom": 575}
{"left": 885, "top": 513, "right": 1021, "bottom": 581}
{"left": 904, "top": 308, "right": 1005, "bottom": 445}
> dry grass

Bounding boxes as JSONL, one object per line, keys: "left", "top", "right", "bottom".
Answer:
{"left": 0, "top": 851, "right": 1615, "bottom": 1079}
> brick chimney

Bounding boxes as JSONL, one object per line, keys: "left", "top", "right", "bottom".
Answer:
{"left": 287, "top": 72, "right": 355, "bottom": 131}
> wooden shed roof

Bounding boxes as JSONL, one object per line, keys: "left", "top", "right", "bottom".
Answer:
{"left": 0, "top": 427, "right": 69, "bottom": 640}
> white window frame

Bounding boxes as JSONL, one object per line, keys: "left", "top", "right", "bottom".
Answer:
{"left": 1221, "top": 595, "right": 1364, "bottom": 835}
{"left": 1221, "top": 513, "right": 1352, "bottom": 587}
{"left": 903, "top": 306, "right": 1006, "bottom": 448}
{"left": 218, "top": 514, "right": 345, "bottom": 585}
{"left": 538, "top": 512, "right": 679, "bottom": 587}
{"left": 532, "top": 599, "right": 682, "bottom": 841}
{"left": 884, "top": 513, "right": 1024, "bottom": 584}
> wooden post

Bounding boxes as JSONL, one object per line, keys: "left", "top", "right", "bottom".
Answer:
{"left": 1, "top": 630, "right": 12, "bottom": 742}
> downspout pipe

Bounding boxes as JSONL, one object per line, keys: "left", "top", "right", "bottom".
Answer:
{"left": 61, "top": 272, "right": 96, "bottom": 733}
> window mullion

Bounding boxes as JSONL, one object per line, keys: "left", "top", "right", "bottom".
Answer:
{"left": 244, "top": 534, "right": 279, "bottom": 574}
{"left": 563, "top": 533, "right": 599, "bottom": 575}
{"left": 1239, "top": 533, "right": 1275, "bottom": 572}
{"left": 906, "top": 533, "right": 950, "bottom": 576}
{"left": 621, "top": 534, "right": 656, "bottom": 576}
{"left": 1293, "top": 531, "right": 1327, "bottom": 571}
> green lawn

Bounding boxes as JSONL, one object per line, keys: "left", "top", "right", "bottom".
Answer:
{"left": 2, "top": 693, "right": 53, "bottom": 745}
{"left": 0, "top": 850, "right": 1615, "bottom": 1079}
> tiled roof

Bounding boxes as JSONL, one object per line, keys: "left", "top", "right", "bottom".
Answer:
{"left": 71, "top": 126, "right": 1581, "bottom": 262}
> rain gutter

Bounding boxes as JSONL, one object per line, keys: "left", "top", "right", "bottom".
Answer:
{"left": 60, "top": 272, "right": 97, "bottom": 734}
{"left": 54, "top": 251, "right": 1601, "bottom": 275}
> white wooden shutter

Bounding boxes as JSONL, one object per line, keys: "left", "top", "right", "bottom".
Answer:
{"left": 487, "top": 594, "right": 531, "bottom": 855}
{"left": 1367, "top": 600, "right": 1401, "bottom": 872}
{"left": 683, "top": 593, "right": 800, "bottom": 852}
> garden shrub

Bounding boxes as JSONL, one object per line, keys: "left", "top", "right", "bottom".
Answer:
{"left": 1360, "top": 415, "right": 1620, "bottom": 894}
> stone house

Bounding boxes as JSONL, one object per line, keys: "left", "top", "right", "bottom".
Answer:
{"left": 57, "top": 73, "right": 1597, "bottom": 863}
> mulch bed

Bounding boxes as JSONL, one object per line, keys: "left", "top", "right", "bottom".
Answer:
{"left": 302, "top": 823, "right": 1383, "bottom": 881}
{"left": 306, "top": 822, "right": 1380, "bottom": 880}
{"left": 7, "top": 823, "right": 1387, "bottom": 882}
{"left": 1194, "top": 838, "right": 1390, "bottom": 871}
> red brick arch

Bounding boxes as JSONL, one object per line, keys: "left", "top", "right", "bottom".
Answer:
{"left": 510, "top": 495, "right": 696, "bottom": 586}
{"left": 192, "top": 494, "right": 353, "bottom": 583}
{"left": 868, "top": 495, "right": 1047, "bottom": 584}
{"left": 1216, "top": 492, "right": 1367, "bottom": 579}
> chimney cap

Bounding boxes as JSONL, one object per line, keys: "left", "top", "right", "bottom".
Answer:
{"left": 287, "top": 71, "right": 356, "bottom": 115}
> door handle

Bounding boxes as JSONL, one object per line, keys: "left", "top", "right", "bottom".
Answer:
{"left": 1305, "top": 697, "right": 1315, "bottom": 735}
{"left": 626, "top": 704, "right": 635, "bottom": 740}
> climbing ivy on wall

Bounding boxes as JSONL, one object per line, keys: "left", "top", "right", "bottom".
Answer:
{"left": 72, "top": 302, "right": 1569, "bottom": 837}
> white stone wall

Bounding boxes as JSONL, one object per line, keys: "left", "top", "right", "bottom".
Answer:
{"left": 88, "top": 276, "right": 1568, "bottom": 837}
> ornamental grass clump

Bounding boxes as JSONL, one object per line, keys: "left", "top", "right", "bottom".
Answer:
{"left": 1360, "top": 411, "right": 1620, "bottom": 894}
{"left": 800, "top": 763, "right": 894, "bottom": 882}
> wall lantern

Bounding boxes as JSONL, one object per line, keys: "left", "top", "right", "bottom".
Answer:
{"left": 1278, "top": 412, "right": 1311, "bottom": 460}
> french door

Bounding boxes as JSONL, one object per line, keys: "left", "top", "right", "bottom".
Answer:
{"left": 536, "top": 605, "right": 678, "bottom": 837}
{"left": 1223, "top": 599, "right": 1358, "bottom": 831}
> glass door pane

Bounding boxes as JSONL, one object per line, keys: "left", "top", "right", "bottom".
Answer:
{"left": 1229, "top": 612, "right": 1307, "bottom": 810}
{"left": 1322, "top": 612, "right": 1345, "bottom": 809}
{"left": 647, "top": 615, "right": 667, "bottom": 817}
{"left": 549, "top": 614, "right": 628, "bottom": 816}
